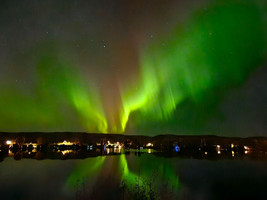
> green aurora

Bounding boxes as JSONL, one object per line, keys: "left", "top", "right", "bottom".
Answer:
{"left": 119, "top": 1, "right": 266, "bottom": 133}
{"left": 66, "top": 154, "right": 180, "bottom": 198}
{"left": 0, "top": 52, "right": 108, "bottom": 132}
{"left": 119, "top": 154, "right": 180, "bottom": 190}
{"left": 0, "top": 0, "right": 266, "bottom": 134}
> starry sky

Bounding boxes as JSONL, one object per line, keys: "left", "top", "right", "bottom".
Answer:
{"left": 0, "top": 0, "right": 266, "bottom": 136}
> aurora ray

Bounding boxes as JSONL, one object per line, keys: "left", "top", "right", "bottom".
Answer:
{"left": 0, "top": 0, "right": 265, "bottom": 135}
{"left": 118, "top": 0, "right": 266, "bottom": 132}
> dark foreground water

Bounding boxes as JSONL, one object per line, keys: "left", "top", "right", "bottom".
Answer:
{"left": 0, "top": 152, "right": 267, "bottom": 200}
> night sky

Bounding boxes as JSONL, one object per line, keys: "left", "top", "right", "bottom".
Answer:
{"left": 0, "top": 0, "right": 266, "bottom": 136}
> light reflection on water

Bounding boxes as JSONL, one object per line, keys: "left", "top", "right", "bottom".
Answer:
{"left": 0, "top": 154, "right": 267, "bottom": 200}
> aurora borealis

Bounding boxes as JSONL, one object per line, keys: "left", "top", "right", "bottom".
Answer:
{"left": 0, "top": 0, "right": 266, "bottom": 136}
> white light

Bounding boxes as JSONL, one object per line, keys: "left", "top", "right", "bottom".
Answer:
{"left": 6, "top": 140, "right": 12, "bottom": 145}
{"left": 146, "top": 143, "right": 153, "bottom": 147}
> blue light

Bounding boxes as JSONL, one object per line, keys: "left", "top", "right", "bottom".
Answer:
{"left": 174, "top": 145, "right": 180, "bottom": 152}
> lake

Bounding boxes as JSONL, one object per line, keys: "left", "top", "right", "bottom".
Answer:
{"left": 0, "top": 151, "right": 267, "bottom": 200}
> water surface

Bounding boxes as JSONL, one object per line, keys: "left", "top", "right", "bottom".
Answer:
{"left": 0, "top": 152, "right": 267, "bottom": 200}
